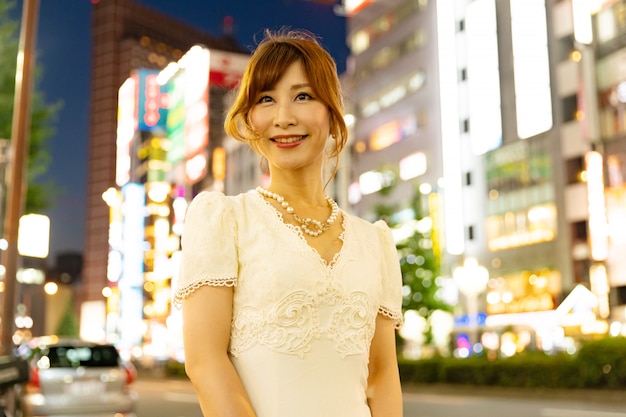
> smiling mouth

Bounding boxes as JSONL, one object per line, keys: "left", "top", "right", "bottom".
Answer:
{"left": 271, "top": 135, "right": 306, "bottom": 144}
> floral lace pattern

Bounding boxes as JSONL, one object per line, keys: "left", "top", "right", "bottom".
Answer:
{"left": 230, "top": 287, "right": 377, "bottom": 359}
{"left": 328, "top": 292, "right": 375, "bottom": 358}
{"left": 379, "top": 306, "right": 403, "bottom": 329}
{"left": 173, "top": 275, "right": 236, "bottom": 309}
{"left": 232, "top": 292, "right": 320, "bottom": 357}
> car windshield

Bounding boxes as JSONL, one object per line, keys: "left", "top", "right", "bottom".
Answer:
{"left": 43, "top": 345, "right": 120, "bottom": 368}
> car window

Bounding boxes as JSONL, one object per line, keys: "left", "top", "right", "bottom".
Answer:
{"left": 45, "top": 345, "right": 120, "bottom": 368}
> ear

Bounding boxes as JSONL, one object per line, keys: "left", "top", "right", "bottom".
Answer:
{"left": 259, "top": 156, "right": 269, "bottom": 174}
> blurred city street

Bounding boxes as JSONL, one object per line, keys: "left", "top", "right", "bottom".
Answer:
{"left": 134, "top": 376, "right": 626, "bottom": 417}
{"left": 2, "top": 0, "right": 626, "bottom": 413}
{"left": 134, "top": 377, "right": 202, "bottom": 417}
{"left": 402, "top": 392, "right": 626, "bottom": 417}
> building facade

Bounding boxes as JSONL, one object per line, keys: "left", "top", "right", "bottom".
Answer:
{"left": 84, "top": 0, "right": 245, "bottom": 347}
{"left": 343, "top": 0, "right": 626, "bottom": 356}
{"left": 591, "top": 0, "right": 626, "bottom": 324}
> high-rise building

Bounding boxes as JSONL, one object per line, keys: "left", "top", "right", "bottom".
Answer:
{"left": 343, "top": 0, "right": 626, "bottom": 354}
{"left": 589, "top": 1, "right": 626, "bottom": 327}
{"left": 345, "top": 0, "right": 439, "bottom": 220}
{"left": 84, "top": 0, "right": 245, "bottom": 340}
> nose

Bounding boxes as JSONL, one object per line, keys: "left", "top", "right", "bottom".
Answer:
{"left": 273, "top": 102, "right": 297, "bottom": 128}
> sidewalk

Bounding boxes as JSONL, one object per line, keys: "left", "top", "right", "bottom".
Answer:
{"left": 402, "top": 382, "right": 626, "bottom": 405}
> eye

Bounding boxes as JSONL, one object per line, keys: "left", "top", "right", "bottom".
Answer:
{"left": 295, "top": 92, "right": 313, "bottom": 101}
{"left": 256, "top": 95, "right": 273, "bottom": 104}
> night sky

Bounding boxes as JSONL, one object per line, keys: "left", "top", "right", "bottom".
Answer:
{"left": 11, "top": 0, "right": 349, "bottom": 261}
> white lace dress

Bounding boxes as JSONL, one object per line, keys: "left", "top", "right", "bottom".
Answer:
{"left": 174, "top": 190, "right": 403, "bottom": 417}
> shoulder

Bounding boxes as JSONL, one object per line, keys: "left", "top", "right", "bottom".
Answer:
{"left": 346, "top": 213, "right": 395, "bottom": 245}
{"left": 188, "top": 190, "right": 252, "bottom": 211}
{"left": 346, "top": 213, "right": 392, "bottom": 235}
{"left": 188, "top": 190, "right": 226, "bottom": 208}
{"left": 344, "top": 211, "right": 369, "bottom": 228}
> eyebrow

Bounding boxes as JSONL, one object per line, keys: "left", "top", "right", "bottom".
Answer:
{"left": 290, "top": 83, "right": 311, "bottom": 90}
{"left": 260, "top": 82, "right": 311, "bottom": 94}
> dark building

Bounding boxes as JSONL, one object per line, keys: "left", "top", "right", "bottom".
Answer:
{"left": 83, "top": 0, "right": 245, "bottom": 315}
{"left": 51, "top": 252, "right": 83, "bottom": 285}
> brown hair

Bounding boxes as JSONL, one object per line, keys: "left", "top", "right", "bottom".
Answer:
{"left": 224, "top": 29, "right": 348, "bottom": 163}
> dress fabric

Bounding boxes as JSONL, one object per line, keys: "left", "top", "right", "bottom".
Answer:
{"left": 174, "top": 190, "right": 403, "bottom": 417}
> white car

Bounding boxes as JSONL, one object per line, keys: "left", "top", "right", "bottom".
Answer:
{"left": 20, "top": 337, "right": 137, "bottom": 417}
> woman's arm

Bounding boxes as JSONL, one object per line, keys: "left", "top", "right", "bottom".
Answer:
{"left": 367, "top": 315, "right": 403, "bottom": 417}
{"left": 182, "top": 285, "right": 257, "bottom": 417}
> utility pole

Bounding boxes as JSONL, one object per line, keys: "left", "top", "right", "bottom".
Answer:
{"left": 1, "top": 0, "right": 40, "bottom": 355}
{"left": 0, "top": 139, "right": 10, "bottom": 238}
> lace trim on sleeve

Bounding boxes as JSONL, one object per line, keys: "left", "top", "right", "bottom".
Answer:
{"left": 173, "top": 275, "right": 237, "bottom": 309}
{"left": 378, "top": 306, "right": 403, "bottom": 329}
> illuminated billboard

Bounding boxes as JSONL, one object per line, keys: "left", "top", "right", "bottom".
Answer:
{"left": 466, "top": 0, "right": 502, "bottom": 155}
{"left": 119, "top": 183, "right": 146, "bottom": 350}
{"left": 136, "top": 68, "right": 168, "bottom": 132}
{"left": 209, "top": 49, "right": 248, "bottom": 89}
{"left": 437, "top": 0, "right": 464, "bottom": 256}
{"left": 368, "top": 115, "right": 417, "bottom": 151}
{"left": 18, "top": 214, "right": 50, "bottom": 258}
{"left": 158, "top": 45, "right": 247, "bottom": 184}
{"left": 116, "top": 69, "right": 169, "bottom": 186}
{"left": 586, "top": 151, "right": 609, "bottom": 261}
{"left": 343, "top": 0, "right": 372, "bottom": 15}
{"left": 510, "top": 0, "right": 553, "bottom": 139}
{"left": 121, "top": 183, "right": 145, "bottom": 288}
{"left": 166, "top": 71, "right": 185, "bottom": 165}
{"left": 116, "top": 75, "right": 138, "bottom": 187}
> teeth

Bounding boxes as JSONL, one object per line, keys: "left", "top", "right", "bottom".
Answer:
{"left": 274, "top": 136, "right": 304, "bottom": 143}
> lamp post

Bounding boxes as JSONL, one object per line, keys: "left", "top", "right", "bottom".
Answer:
{"left": 453, "top": 257, "right": 489, "bottom": 353}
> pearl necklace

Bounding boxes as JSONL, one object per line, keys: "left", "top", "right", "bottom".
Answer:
{"left": 256, "top": 186, "right": 339, "bottom": 237}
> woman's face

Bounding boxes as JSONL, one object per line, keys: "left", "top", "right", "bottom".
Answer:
{"left": 249, "top": 60, "right": 330, "bottom": 175}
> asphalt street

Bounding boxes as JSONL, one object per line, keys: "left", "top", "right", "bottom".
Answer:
{"left": 133, "top": 376, "right": 626, "bottom": 417}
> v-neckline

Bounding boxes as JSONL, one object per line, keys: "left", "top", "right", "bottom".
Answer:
{"left": 251, "top": 190, "right": 347, "bottom": 268}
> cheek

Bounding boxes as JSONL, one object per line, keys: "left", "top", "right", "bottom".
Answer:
{"left": 318, "top": 113, "right": 332, "bottom": 137}
{"left": 248, "top": 108, "right": 266, "bottom": 131}
{"left": 305, "top": 107, "right": 330, "bottom": 131}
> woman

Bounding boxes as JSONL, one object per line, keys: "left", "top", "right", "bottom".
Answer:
{"left": 174, "top": 29, "right": 403, "bottom": 417}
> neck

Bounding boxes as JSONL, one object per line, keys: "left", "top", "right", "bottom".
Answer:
{"left": 265, "top": 181, "right": 327, "bottom": 206}
{"left": 265, "top": 165, "right": 327, "bottom": 205}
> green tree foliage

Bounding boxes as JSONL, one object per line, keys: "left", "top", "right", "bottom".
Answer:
{"left": 373, "top": 177, "right": 453, "bottom": 343}
{"left": 0, "top": 0, "right": 62, "bottom": 212}
{"left": 55, "top": 296, "right": 79, "bottom": 337}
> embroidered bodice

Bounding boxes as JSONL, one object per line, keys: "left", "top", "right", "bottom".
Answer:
{"left": 174, "top": 190, "right": 403, "bottom": 417}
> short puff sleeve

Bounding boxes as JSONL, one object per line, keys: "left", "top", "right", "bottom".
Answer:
{"left": 374, "top": 220, "right": 403, "bottom": 328}
{"left": 173, "top": 191, "right": 238, "bottom": 308}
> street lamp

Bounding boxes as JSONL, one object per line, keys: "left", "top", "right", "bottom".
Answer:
{"left": 453, "top": 257, "right": 489, "bottom": 354}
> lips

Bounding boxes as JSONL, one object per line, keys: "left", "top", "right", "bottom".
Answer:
{"left": 271, "top": 135, "right": 306, "bottom": 144}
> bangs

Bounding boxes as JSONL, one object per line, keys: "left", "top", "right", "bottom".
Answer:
{"left": 248, "top": 42, "right": 303, "bottom": 95}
